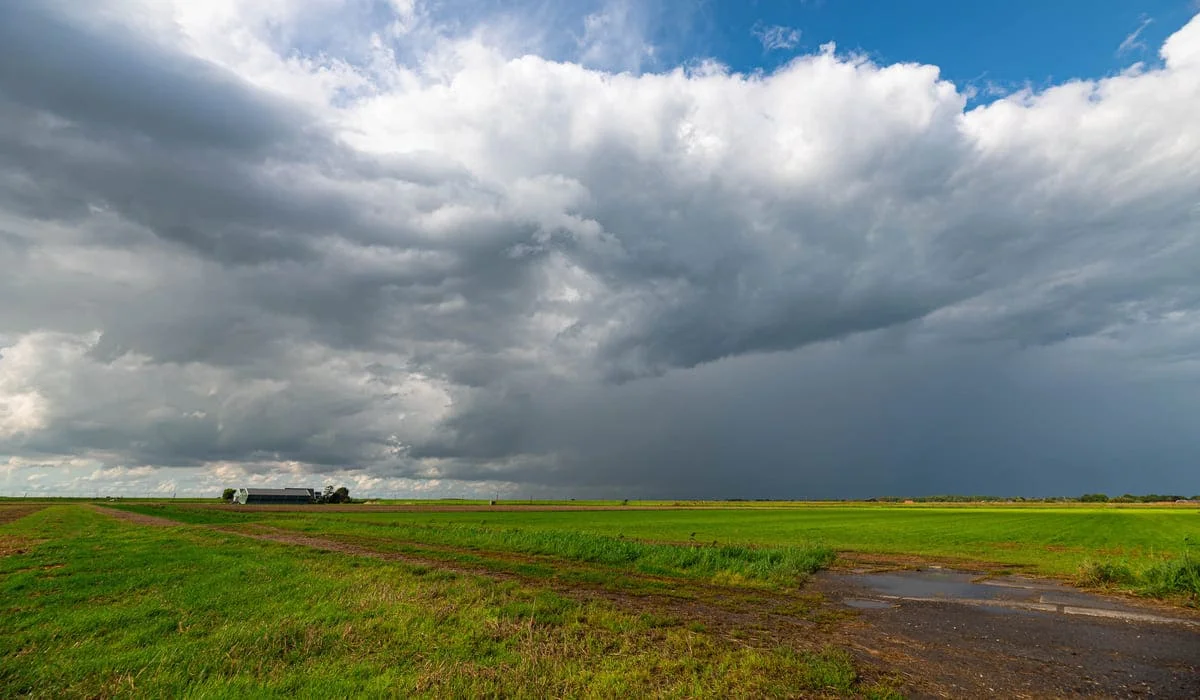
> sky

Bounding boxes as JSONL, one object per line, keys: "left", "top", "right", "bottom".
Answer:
{"left": 1, "top": 1, "right": 1199, "bottom": 499}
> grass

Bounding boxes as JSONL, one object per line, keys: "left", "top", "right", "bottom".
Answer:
{"left": 115, "top": 501, "right": 1200, "bottom": 603}
{"left": 7, "top": 499, "right": 1192, "bottom": 696}
{"left": 1, "top": 506, "right": 880, "bottom": 697}
{"left": 1077, "top": 536, "right": 1200, "bottom": 601}
{"left": 125, "top": 501, "right": 1200, "bottom": 569}
{"left": 111, "top": 504, "right": 838, "bottom": 586}
{"left": 287, "top": 520, "right": 835, "bottom": 585}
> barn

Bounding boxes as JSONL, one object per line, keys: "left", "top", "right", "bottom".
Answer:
{"left": 233, "top": 487, "right": 315, "bottom": 505}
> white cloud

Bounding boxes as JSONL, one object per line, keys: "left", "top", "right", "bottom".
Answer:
{"left": 1118, "top": 15, "right": 1152, "bottom": 55}
{"left": 574, "top": 0, "right": 657, "bottom": 71}
{"left": 0, "top": 392, "right": 47, "bottom": 440}
{"left": 753, "top": 23, "right": 800, "bottom": 52}
{"left": 1163, "top": 11, "right": 1200, "bottom": 67}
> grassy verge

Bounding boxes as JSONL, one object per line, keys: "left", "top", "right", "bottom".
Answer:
{"left": 1078, "top": 552, "right": 1200, "bottom": 605}
{"left": 2, "top": 506, "right": 887, "bottom": 697}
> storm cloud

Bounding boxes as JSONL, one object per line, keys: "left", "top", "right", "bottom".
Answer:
{"left": 2, "top": 0, "right": 1199, "bottom": 498}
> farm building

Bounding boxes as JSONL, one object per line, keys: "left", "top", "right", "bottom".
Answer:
{"left": 233, "top": 487, "right": 315, "bottom": 505}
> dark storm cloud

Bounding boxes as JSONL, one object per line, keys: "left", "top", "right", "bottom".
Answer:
{"left": 0, "top": 3, "right": 542, "bottom": 368}
{"left": 0, "top": 3, "right": 301, "bottom": 152}
{"left": 443, "top": 344, "right": 1200, "bottom": 498}
{"left": 0, "top": 4, "right": 487, "bottom": 269}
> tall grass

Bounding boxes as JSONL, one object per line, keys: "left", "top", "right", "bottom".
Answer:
{"left": 450, "top": 525, "right": 837, "bottom": 583}
{"left": 282, "top": 519, "right": 837, "bottom": 584}
{"left": 1140, "top": 558, "right": 1200, "bottom": 599}
{"left": 1078, "top": 538, "right": 1200, "bottom": 604}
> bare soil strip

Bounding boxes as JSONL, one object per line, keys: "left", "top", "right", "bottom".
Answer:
{"left": 88, "top": 505, "right": 188, "bottom": 527}
{"left": 0, "top": 507, "right": 47, "bottom": 559}
{"left": 0, "top": 536, "right": 42, "bottom": 557}
{"left": 0, "top": 505, "right": 45, "bottom": 527}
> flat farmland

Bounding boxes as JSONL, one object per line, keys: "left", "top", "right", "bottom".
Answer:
{"left": 0, "top": 505, "right": 873, "bottom": 698}
{"left": 124, "top": 501, "right": 1200, "bottom": 578}
{"left": 2, "top": 502, "right": 1198, "bottom": 697}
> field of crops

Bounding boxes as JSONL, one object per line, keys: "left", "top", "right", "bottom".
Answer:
{"left": 2, "top": 501, "right": 1198, "bottom": 697}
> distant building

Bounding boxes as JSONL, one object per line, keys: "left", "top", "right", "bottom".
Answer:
{"left": 233, "top": 487, "right": 315, "bottom": 505}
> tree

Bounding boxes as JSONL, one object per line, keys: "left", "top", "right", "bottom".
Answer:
{"left": 221, "top": 488, "right": 236, "bottom": 503}
{"left": 313, "top": 485, "right": 349, "bottom": 504}
{"left": 1079, "top": 493, "right": 1109, "bottom": 503}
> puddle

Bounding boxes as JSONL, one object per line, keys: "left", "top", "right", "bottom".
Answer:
{"left": 844, "top": 598, "right": 895, "bottom": 609}
{"left": 979, "top": 604, "right": 1050, "bottom": 618}
{"left": 849, "top": 571, "right": 1020, "bottom": 601}
{"left": 845, "top": 571, "right": 1123, "bottom": 608}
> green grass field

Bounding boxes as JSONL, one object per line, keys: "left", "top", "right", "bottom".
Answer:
{"left": 0, "top": 505, "right": 888, "bottom": 698}
{"left": 3, "top": 500, "right": 1198, "bottom": 697}
{"left": 117, "top": 501, "right": 1200, "bottom": 585}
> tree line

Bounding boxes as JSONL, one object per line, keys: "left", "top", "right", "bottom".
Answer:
{"left": 868, "top": 493, "right": 1199, "bottom": 503}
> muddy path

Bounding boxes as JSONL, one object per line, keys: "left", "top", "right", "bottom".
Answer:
{"left": 816, "top": 569, "right": 1200, "bottom": 698}
{"left": 91, "top": 505, "right": 1200, "bottom": 697}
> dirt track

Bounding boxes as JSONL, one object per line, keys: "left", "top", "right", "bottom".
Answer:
{"left": 817, "top": 572, "right": 1200, "bottom": 698}
{"left": 91, "top": 506, "right": 1200, "bottom": 698}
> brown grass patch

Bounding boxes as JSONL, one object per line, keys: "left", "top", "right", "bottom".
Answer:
{"left": 0, "top": 505, "right": 44, "bottom": 526}
{"left": 831, "top": 551, "right": 1035, "bottom": 574}
{"left": 0, "top": 535, "right": 42, "bottom": 557}
{"left": 88, "top": 505, "right": 184, "bottom": 527}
